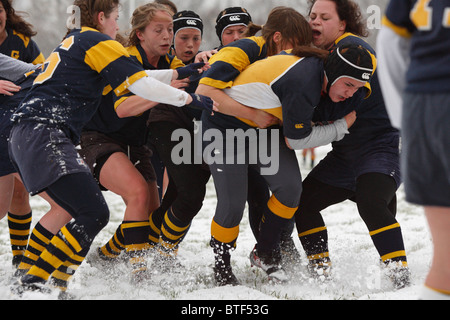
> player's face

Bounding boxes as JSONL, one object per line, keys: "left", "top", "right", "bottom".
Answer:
{"left": 99, "top": 7, "right": 120, "bottom": 39}
{"left": 0, "top": 4, "right": 7, "bottom": 35}
{"left": 221, "top": 25, "right": 246, "bottom": 46}
{"left": 328, "top": 77, "right": 365, "bottom": 102}
{"left": 174, "top": 28, "right": 202, "bottom": 63}
{"left": 309, "top": 0, "right": 346, "bottom": 50}
{"left": 138, "top": 11, "right": 173, "bottom": 58}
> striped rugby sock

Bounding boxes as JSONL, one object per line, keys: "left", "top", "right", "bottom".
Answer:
{"left": 8, "top": 212, "right": 32, "bottom": 266}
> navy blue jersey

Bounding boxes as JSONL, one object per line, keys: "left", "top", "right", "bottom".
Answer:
{"left": 12, "top": 27, "right": 147, "bottom": 144}
{"left": 310, "top": 33, "right": 401, "bottom": 190}
{"left": 383, "top": 0, "right": 450, "bottom": 93}
{"left": 313, "top": 33, "right": 398, "bottom": 143}
{"left": 207, "top": 51, "right": 324, "bottom": 140}
{"left": 0, "top": 28, "right": 45, "bottom": 65}
{"left": 84, "top": 44, "right": 183, "bottom": 146}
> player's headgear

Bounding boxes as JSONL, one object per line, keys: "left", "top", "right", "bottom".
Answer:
{"left": 324, "top": 44, "right": 375, "bottom": 93}
{"left": 173, "top": 10, "right": 203, "bottom": 38}
{"left": 215, "top": 7, "right": 252, "bottom": 44}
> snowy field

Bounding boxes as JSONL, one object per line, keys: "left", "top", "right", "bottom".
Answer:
{"left": 0, "top": 145, "right": 432, "bottom": 302}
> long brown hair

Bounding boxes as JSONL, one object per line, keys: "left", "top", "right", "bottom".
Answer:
{"left": 0, "top": 0, "right": 36, "bottom": 37}
{"left": 307, "top": 0, "right": 368, "bottom": 37}
{"left": 243, "top": 6, "right": 312, "bottom": 56}
{"left": 128, "top": 2, "right": 173, "bottom": 47}
{"left": 291, "top": 45, "right": 329, "bottom": 61}
{"left": 64, "top": 0, "right": 119, "bottom": 39}
{"left": 72, "top": 0, "right": 119, "bottom": 30}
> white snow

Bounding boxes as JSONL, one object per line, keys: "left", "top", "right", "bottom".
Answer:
{"left": 0, "top": 145, "right": 431, "bottom": 301}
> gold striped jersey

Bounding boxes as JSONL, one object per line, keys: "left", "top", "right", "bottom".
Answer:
{"left": 12, "top": 27, "right": 147, "bottom": 144}
{"left": 112, "top": 44, "right": 184, "bottom": 110}
{"left": 0, "top": 28, "right": 45, "bottom": 65}
{"left": 199, "top": 36, "right": 267, "bottom": 89}
{"left": 223, "top": 50, "right": 324, "bottom": 140}
{"left": 383, "top": 0, "right": 450, "bottom": 92}
{"left": 84, "top": 43, "right": 184, "bottom": 146}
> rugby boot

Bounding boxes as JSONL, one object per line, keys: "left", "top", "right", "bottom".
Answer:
{"left": 249, "top": 246, "right": 289, "bottom": 283}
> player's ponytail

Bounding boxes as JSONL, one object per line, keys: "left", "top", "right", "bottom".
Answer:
{"left": 291, "top": 45, "right": 329, "bottom": 61}
{"left": 244, "top": 6, "right": 312, "bottom": 57}
{"left": 72, "top": 0, "right": 119, "bottom": 30}
{"left": 63, "top": 0, "right": 119, "bottom": 39}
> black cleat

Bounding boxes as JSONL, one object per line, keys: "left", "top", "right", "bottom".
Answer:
{"left": 213, "top": 266, "right": 240, "bottom": 286}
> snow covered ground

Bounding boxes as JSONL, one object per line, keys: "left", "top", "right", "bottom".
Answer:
{"left": 0, "top": 145, "right": 432, "bottom": 301}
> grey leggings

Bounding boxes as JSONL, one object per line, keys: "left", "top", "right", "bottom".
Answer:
{"left": 207, "top": 127, "right": 302, "bottom": 229}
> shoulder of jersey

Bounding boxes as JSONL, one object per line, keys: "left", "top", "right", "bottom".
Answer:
{"left": 76, "top": 27, "right": 113, "bottom": 42}
{"left": 11, "top": 30, "right": 31, "bottom": 48}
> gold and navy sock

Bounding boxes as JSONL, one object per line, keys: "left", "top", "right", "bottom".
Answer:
{"left": 50, "top": 247, "right": 89, "bottom": 292}
{"left": 298, "top": 226, "right": 331, "bottom": 268}
{"left": 210, "top": 219, "right": 238, "bottom": 266}
{"left": 8, "top": 212, "right": 32, "bottom": 266}
{"left": 257, "top": 195, "right": 297, "bottom": 255}
{"left": 369, "top": 222, "right": 408, "bottom": 267}
{"left": 15, "top": 222, "right": 53, "bottom": 277}
{"left": 159, "top": 208, "right": 191, "bottom": 256}
{"left": 98, "top": 224, "right": 125, "bottom": 259}
{"left": 24, "top": 225, "right": 84, "bottom": 283}
{"left": 122, "top": 221, "right": 151, "bottom": 275}
{"left": 149, "top": 210, "right": 163, "bottom": 247}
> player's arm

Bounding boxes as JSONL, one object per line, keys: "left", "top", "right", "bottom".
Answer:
{"left": 285, "top": 111, "right": 356, "bottom": 150}
{"left": 0, "top": 53, "right": 39, "bottom": 82}
{"left": 196, "top": 83, "right": 278, "bottom": 128}
{"left": 116, "top": 63, "right": 212, "bottom": 118}
{"left": 377, "top": 15, "right": 412, "bottom": 129}
{"left": 114, "top": 95, "right": 159, "bottom": 118}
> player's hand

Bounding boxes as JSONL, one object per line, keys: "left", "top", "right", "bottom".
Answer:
{"left": 187, "top": 93, "right": 218, "bottom": 112}
{"left": 0, "top": 80, "right": 21, "bottom": 96}
{"left": 176, "top": 62, "right": 208, "bottom": 79}
{"left": 344, "top": 110, "right": 357, "bottom": 128}
{"left": 195, "top": 50, "right": 218, "bottom": 63}
{"left": 171, "top": 78, "right": 190, "bottom": 90}
{"left": 253, "top": 109, "right": 280, "bottom": 128}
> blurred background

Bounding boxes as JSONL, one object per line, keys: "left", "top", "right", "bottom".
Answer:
{"left": 13, "top": 0, "right": 389, "bottom": 58}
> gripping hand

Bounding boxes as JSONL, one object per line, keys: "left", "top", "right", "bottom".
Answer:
{"left": 188, "top": 93, "right": 214, "bottom": 112}
{"left": 176, "top": 62, "right": 206, "bottom": 79}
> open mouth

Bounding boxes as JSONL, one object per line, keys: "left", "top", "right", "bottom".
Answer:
{"left": 312, "top": 30, "right": 322, "bottom": 38}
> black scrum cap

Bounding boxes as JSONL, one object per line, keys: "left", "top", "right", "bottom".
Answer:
{"left": 324, "top": 44, "right": 375, "bottom": 93}
{"left": 215, "top": 7, "right": 252, "bottom": 43}
{"left": 173, "top": 10, "right": 203, "bottom": 37}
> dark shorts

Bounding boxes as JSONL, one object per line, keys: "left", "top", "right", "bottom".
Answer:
{"left": 0, "top": 107, "right": 16, "bottom": 176}
{"left": 402, "top": 92, "right": 450, "bottom": 207}
{"left": 9, "top": 122, "right": 91, "bottom": 195}
{"left": 309, "top": 132, "right": 401, "bottom": 192}
{"left": 79, "top": 131, "right": 156, "bottom": 191}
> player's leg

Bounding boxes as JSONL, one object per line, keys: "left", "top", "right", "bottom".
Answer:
{"left": 421, "top": 207, "right": 450, "bottom": 299}
{"left": 19, "top": 172, "right": 109, "bottom": 288}
{"left": 295, "top": 176, "right": 353, "bottom": 277}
